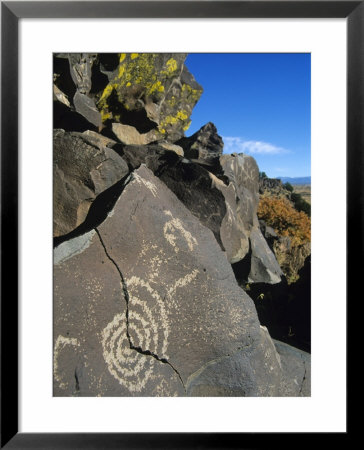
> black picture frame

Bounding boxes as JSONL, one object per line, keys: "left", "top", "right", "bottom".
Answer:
{"left": 1, "top": 1, "right": 356, "bottom": 448}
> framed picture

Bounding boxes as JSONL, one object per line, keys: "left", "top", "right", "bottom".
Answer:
{"left": 1, "top": 1, "right": 356, "bottom": 447}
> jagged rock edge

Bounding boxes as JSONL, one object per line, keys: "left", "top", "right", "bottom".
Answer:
{"left": 299, "top": 354, "right": 307, "bottom": 396}
{"left": 54, "top": 171, "right": 134, "bottom": 248}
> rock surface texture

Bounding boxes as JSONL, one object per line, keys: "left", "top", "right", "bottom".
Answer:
{"left": 53, "top": 129, "right": 129, "bottom": 237}
{"left": 177, "top": 122, "right": 224, "bottom": 167}
{"left": 53, "top": 53, "right": 310, "bottom": 396}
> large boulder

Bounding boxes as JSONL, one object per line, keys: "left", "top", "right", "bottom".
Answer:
{"left": 53, "top": 230, "right": 185, "bottom": 396}
{"left": 54, "top": 165, "right": 298, "bottom": 396}
{"left": 53, "top": 129, "right": 129, "bottom": 237}
{"left": 53, "top": 53, "right": 203, "bottom": 142}
{"left": 216, "top": 153, "right": 282, "bottom": 284}
{"left": 96, "top": 53, "right": 203, "bottom": 142}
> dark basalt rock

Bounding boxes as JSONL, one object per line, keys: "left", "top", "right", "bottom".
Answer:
{"left": 53, "top": 53, "right": 203, "bottom": 141}
{"left": 112, "top": 143, "right": 180, "bottom": 174}
{"left": 274, "top": 340, "right": 311, "bottom": 396}
{"left": 53, "top": 101, "right": 99, "bottom": 133}
{"left": 53, "top": 129, "right": 129, "bottom": 237}
{"left": 68, "top": 53, "right": 97, "bottom": 95}
{"left": 249, "top": 227, "right": 283, "bottom": 284}
{"left": 73, "top": 91, "right": 102, "bottom": 128}
{"left": 177, "top": 122, "right": 224, "bottom": 167}
{"left": 218, "top": 153, "right": 282, "bottom": 284}
{"left": 54, "top": 166, "right": 301, "bottom": 396}
{"left": 53, "top": 53, "right": 310, "bottom": 397}
{"left": 54, "top": 230, "right": 185, "bottom": 397}
{"left": 259, "top": 219, "right": 279, "bottom": 244}
{"left": 186, "top": 326, "right": 282, "bottom": 396}
{"left": 158, "top": 159, "right": 227, "bottom": 250}
{"left": 67, "top": 54, "right": 102, "bottom": 128}
{"left": 247, "top": 255, "right": 311, "bottom": 353}
{"left": 53, "top": 54, "right": 77, "bottom": 102}
{"left": 96, "top": 53, "right": 203, "bottom": 142}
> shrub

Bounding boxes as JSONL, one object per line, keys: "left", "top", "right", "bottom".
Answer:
{"left": 257, "top": 196, "right": 311, "bottom": 246}
{"left": 291, "top": 192, "right": 311, "bottom": 217}
{"left": 283, "top": 182, "right": 294, "bottom": 192}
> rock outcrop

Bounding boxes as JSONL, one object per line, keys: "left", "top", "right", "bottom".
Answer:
{"left": 273, "top": 238, "right": 311, "bottom": 284}
{"left": 257, "top": 177, "right": 311, "bottom": 284}
{"left": 53, "top": 129, "right": 128, "bottom": 237}
{"left": 53, "top": 53, "right": 310, "bottom": 397}
{"left": 177, "top": 122, "right": 224, "bottom": 167}
{"left": 217, "top": 153, "right": 283, "bottom": 284}
{"left": 96, "top": 53, "right": 202, "bottom": 142}
{"left": 54, "top": 166, "right": 309, "bottom": 396}
{"left": 259, "top": 176, "right": 290, "bottom": 200}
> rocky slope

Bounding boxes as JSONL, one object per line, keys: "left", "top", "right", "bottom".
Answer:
{"left": 53, "top": 53, "right": 310, "bottom": 396}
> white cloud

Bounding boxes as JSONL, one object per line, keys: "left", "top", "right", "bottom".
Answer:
{"left": 222, "top": 137, "right": 290, "bottom": 155}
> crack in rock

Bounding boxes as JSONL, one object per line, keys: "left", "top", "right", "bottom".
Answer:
{"left": 95, "top": 227, "right": 186, "bottom": 393}
{"left": 299, "top": 355, "right": 307, "bottom": 395}
{"left": 74, "top": 369, "right": 80, "bottom": 392}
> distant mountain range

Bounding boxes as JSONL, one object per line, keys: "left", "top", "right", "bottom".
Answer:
{"left": 277, "top": 176, "right": 311, "bottom": 185}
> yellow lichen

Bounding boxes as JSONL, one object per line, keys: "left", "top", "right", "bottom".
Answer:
{"left": 150, "top": 80, "right": 165, "bottom": 93}
{"left": 99, "top": 83, "right": 114, "bottom": 103}
{"left": 182, "top": 83, "right": 202, "bottom": 102}
{"left": 101, "top": 110, "right": 112, "bottom": 121}
{"left": 97, "top": 54, "right": 193, "bottom": 124}
{"left": 159, "top": 109, "right": 190, "bottom": 133}
{"left": 118, "top": 65, "right": 126, "bottom": 79}
{"left": 165, "top": 58, "right": 177, "bottom": 73}
{"left": 183, "top": 120, "right": 192, "bottom": 131}
{"left": 176, "top": 110, "right": 188, "bottom": 120}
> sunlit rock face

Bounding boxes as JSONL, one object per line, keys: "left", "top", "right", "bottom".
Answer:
{"left": 53, "top": 53, "right": 310, "bottom": 397}
{"left": 96, "top": 53, "right": 203, "bottom": 142}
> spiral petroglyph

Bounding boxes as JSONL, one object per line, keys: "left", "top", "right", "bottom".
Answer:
{"left": 101, "top": 313, "right": 155, "bottom": 392}
{"left": 128, "top": 276, "right": 170, "bottom": 358}
{"left": 102, "top": 277, "right": 170, "bottom": 392}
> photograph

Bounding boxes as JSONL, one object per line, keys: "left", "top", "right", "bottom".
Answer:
{"left": 53, "top": 52, "right": 311, "bottom": 397}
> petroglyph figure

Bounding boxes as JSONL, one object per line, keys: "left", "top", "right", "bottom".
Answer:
{"left": 101, "top": 210, "right": 199, "bottom": 393}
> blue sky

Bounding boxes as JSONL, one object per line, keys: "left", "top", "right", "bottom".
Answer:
{"left": 184, "top": 53, "right": 311, "bottom": 178}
